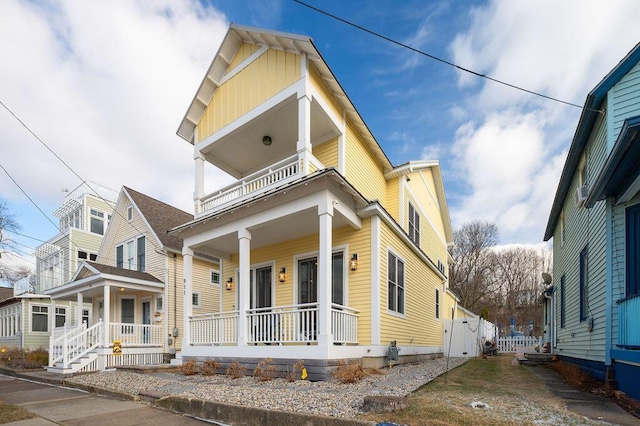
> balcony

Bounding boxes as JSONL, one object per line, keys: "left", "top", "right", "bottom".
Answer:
{"left": 617, "top": 293, "right": 640, "bottom": 348}
{"left": 195, "top": 154, "right": 324, "bottom": 217}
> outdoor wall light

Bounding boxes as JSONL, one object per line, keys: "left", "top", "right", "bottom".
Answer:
{"left": 225, "top": 277, "right": 234, "bottom": 291}
{"left": 262, "top": 135, "right": 272, "bottom": 146}
{"left": 119, "top": 287, "right": 125, "bottom": 292}
{"left": 350, "top": 254, "right": 359, "bottom": 271}
{"left": 279, "top": 267, "right": 286, "bottom": 282}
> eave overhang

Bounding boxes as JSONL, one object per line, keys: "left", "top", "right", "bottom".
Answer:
{"left": 544, "top": 42, "right": 640, "bottom": 241}
{"left": 176, "top": 23, "right": 392, "bottom": 173}
{"left": 585, "top": 115, "right": 640, "bottom": 208}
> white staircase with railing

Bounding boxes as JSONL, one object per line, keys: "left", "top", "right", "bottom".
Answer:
{"left": 48, "top": 320, "right": 102, "bottom": 374}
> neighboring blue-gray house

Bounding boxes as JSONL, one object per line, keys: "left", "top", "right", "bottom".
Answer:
{"left": 544, "top": 41, "right": 640, "bottom": 399}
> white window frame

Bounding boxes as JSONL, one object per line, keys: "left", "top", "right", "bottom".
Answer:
{"left": 55, "top": 306, "right": 67, "bottom": 328}
{"left": 578, "top": 153, "right": 587, "bottom": 187}
{"left": 119, "top": 295, "right": 137, "bottom": 324}
{"left": 82, "top": 308, "right": 91, "bottom": 326}
{"left": 127, "top": 205, "right": 133, "bottom": 222}
{"left": 116, "top": 235, "right": 145, "bottom": 271}
{"left": 90, "top": 208, "right": 106, "bottom": 235}
{"left": 408, "top": 201, "right": 420, "bottom": 247}
{"left": 192, "top": 292, "right": 201, "bottom": 308}
{"left": 30, "top": 304, "right": 49, "bottom": 333}
{"left": 210, "top": 269, "right": 220, "bottom": 286}
{"left": 155, "top": 295, "right": 163, "bottom": 312}
{"left": 292, "top": 245, "right": 349, "bottom": 306}
{"left": 387, "top": 248, "right": 406, "bottom": 317}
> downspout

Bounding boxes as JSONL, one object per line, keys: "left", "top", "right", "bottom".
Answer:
{"left": 543, "top": 289, "right": 554, "bottom": 352}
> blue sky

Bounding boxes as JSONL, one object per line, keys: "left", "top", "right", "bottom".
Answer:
{"left": 2, "top": 0, "right": 640, "bottom": 275}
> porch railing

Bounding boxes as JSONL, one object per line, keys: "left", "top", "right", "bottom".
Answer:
{"left": 190, "top": 311, "right": 239, "bottom": 345}
{"left": 197, "top": 155, "right": 300, "bottom": 215}
{"left": 188, "top": 303, "right": 359, "bottom": 346}
{"left": 49, "top": 320, "right": 102, "bottom": 368}
{"left": 618, "top": 294, "right": 640, "bottom": 348}
{"left": 331, "top": 304, "right": 359, "bottom": 344}
{"left": 108, "top": 323, "right": 163, "bottom": 346}
{"left": 497, "top": 336, "right": 542, "bottom": 353}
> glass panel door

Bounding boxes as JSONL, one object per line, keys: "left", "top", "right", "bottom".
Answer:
{"left": 142, "top": 301, "right": 151, "bottom": 343}
{"left": 298, "top": 257, "right": 317, "bottom": 341}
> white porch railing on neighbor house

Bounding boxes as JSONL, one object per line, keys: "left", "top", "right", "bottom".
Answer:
{"left": 49, "top": 320, "right": 102, "bottom": 368}
{"left": 190, "top": 311, "right": 239, "bottom": 345}
{"left": 109, "top": 323, "right": 163, "bottom": 346}
{"left": 197, "top": 155, "right": 300, "bottom": 215}
{"left": 497, "top": 335, "right": 542, "bottom": 353}
{"left": 189, "top": 303, "right": 359, "bottom": 346}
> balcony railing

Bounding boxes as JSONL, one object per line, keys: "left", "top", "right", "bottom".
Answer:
{"left": 190, "top": 311, "right": 239, "bottom": 345}
{"left": 108, "top": 323, "right": 163, "bottom": 346}
{"left": 188, "top": 302, "right": 359, "bottom": 346}
{"left": 618, "top": 294, "right": 640, "bottom": 348}
{"left": 197, "top": 155, "right": 300, "bottom": 216}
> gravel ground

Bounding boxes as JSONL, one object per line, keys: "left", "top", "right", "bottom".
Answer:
{"left": 68, "top": 357, "right": 467, "bottom": 418}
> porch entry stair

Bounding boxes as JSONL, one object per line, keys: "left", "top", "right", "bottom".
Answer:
{"left": 48, "top": 320, "right": 102, "bottom": 374}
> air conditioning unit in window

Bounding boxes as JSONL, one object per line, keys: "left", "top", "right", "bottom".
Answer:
{"left": 574, "top": 185, "right": 588, "bottom": 206}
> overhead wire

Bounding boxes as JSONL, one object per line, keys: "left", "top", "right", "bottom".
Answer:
{"left": 292, "top": 0, "right": 604, "bottom": 114}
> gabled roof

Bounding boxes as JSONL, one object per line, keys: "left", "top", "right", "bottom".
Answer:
{"left": 544, "top": 42, "right": 640, "bottom": 241}
{"left": 385, "top": 161, "right": 454, "bottom": 245}
{"left": 77, "top": 261, "right": 162, "bottom": 284}
{"left": 177, "top": 23, "right": 392, "bottom": 172}
{"left": 0, "top": 286, "right": 14, "bottom": 303}
{"left": 123, "top": 187, "right": 193, "bottom": 253}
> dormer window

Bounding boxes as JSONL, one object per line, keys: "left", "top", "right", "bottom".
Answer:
{"left": 127, "top": 205, "right": 133, "bottom": 221}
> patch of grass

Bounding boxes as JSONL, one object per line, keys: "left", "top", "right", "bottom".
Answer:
{"left": 358, "top": 355, "right": 560, "bottom": 426}
{"left": 0, "top": 400, "right": 37, "bottom": 424}
{"left": 546, "top": 360, "right": 602, "bottom": 391}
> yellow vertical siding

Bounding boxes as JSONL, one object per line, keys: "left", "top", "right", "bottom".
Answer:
{"left": 308, "top": 64, "right": 342, "bottom": 120}
{"left": 345, "top": 120, "right": 387, "bottom": 204}
{"left": 220, "top": 220, "right": 372, "bottom": 344}
{"left": 312, "top": 137, "right": 338, "bottom": 169}
{"left": 198, "top": 49, "right": 301, "bottom": 141}
{"left": 226, "top": 43, "right": 260, "bottom": 72}
{"left": 378, "top": 222, "right": 443, "bottom": 347}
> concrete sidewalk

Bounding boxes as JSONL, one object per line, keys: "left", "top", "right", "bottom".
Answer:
{"left": 0, "top": 375, "right": 209, "bottom": 425}
{"left": 529, "top": 366, "right": 640, "bottom": 426}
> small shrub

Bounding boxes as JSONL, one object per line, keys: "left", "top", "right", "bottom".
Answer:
{"left": 286, "top": 359, "right": 305, "bottom": 382}
{"left": 180, "top": 359, "right": 198, "bottom": 376}
{"left": 201, "top": 359, "right": 221, "bottom": 376}
{"left": 254, "top": 357, "right": 277, "bottom": 382}
{"left": 334, "top": 359, "right": 365, "bottom": 384}
{"left": 226, "top": 361, "right": 247, "bottom": 379}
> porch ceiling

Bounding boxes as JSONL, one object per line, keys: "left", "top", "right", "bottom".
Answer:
{"left": 200, "top": 94, "right": 340, "bottom": 179}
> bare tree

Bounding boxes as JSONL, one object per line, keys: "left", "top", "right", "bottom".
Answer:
{"left": 449, "top": 221, "right": 500, "bottom": 312}
{"left": 0, "top": 199, "right": 24, "bottom": 283}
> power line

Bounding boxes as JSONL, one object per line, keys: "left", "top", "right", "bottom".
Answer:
{"left": 292, "top": 0, "right": 604, "bottom": 114}
{"left": 0, "top": 101, "right": 167, "bottom": 257}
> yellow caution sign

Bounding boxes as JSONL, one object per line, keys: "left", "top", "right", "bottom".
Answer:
{"left": 113, "top": 340, "right": 122, "bottom": 356}
{"left": 301, "top": 367, "right": 307, "bottom": 380}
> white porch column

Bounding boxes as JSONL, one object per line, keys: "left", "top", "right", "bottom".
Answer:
{"left": 182, "top": 246, "right": 194, "bottom": 348}
{"left": 318, "top": 199, "right": 334, "bottom": 347}
{"left": 194, "top": 148, "right": 205, "bottom": 211}
{"left": 49, "top": 299, "right": 56, "bottom": 332}
{"left": 76, "top": 292, "right": 83, "bottom": 326}
{"left": 103, "top": 285, "right": 110, "bottom": 347}
{"left": 237, "top": 229, "right": 251, "bottom": 346}
{"left": 297, "top": 53, "right": 312, "bottom": 175}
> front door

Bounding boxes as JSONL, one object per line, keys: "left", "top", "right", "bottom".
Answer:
{"left": 249, "top": 266, "right": 273, "bottom": 342}
{"left": 142, "top": 300, "right": 151, "bottom": 344}
{"left": 298, "top": 257, "right": 318, "bottom": 340}
{"left": 121, "top": 298, "right": 134, "bottom": 335}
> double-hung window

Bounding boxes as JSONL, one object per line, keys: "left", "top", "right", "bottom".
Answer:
{"left": 90, "top": 209, "right": 105, "bottom": 235}
{"left": 31, "top": 305, "right": 48, "bottom": 332}
{"left": 210, "top": 270, "right": 220, "bottom": 286}
{"left": 388, "top": 251, "right": 405, "bottom": 314}
{"left": 408, "top": 202, "right": 420, "bottom": 247}
{"left": 116, "top": 235, "right": 146, "bottom": 271}
{"left": 55, "top": 307, "right": 66, "bottom": 327}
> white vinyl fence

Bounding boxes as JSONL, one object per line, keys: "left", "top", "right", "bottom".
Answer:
{"left": 444, "top": 317, "right": 497, "bottom": 357}
{"left": 497, "top": 335, "right": 542, "bottom": 353}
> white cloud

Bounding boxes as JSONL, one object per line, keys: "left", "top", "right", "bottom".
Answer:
{"left": 0, "top": 0, "right": 230, "bottom": 213}
{"left": 447, "top": 0, "right": 640, "bottom": 243}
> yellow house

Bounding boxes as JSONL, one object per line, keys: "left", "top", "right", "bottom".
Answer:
{"left": 170, "top": 25, "right": 455, "bottom": 379}
{"left": 45, "top": 187, "right": 219, "bottom": 373}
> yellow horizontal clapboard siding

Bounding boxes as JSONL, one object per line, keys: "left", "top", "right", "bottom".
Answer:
{"left": 386, "top": 177, "right": 400, "bottom": 223}
{"left": 198, "top": 46, "right": 301, "bottom": 141}
{"left": 345, "top": 120, "right": 387, "bottom": 205}
{"left": 312, "top": 136, "right": 338, "bottom": 169}
{"left": 378, "top": 222, "right": 443, "bottom": 347}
